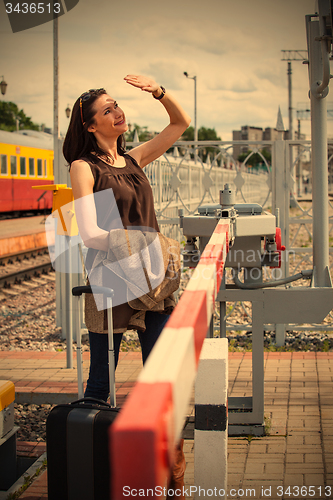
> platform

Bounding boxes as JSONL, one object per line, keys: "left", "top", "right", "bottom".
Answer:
{"left": 0, "top": 350, "right": 332, "bottom": 499}
{"left": 0, "top": 216, "right": 49, "bottom": 256}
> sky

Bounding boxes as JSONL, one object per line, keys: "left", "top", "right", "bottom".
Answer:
{"left": 0, "top": 0, "right": 332, "bottom": 141}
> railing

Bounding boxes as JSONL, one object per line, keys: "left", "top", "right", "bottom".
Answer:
{"left": 131, "top": 139, "right": 332, "bottom": 335}
{"left": 136, "top": 140, "right": 272, "bottom": 242}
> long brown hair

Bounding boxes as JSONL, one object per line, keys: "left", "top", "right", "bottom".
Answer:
{"left": 63, "top": 88, "right": 126, "bottom": 167}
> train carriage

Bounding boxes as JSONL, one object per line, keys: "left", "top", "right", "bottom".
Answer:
{"left": 0, "top": 129, "right": 54, "bottom": 214}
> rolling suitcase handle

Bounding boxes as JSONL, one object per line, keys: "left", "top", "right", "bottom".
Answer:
{"left": 72, "top": 286, "right": 116, "bottom": 407}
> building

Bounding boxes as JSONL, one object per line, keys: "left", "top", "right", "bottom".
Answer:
{"left": 232, "top": 126, "right": 263, "bottom": 160}
{"left": 232, "top": 125, "right": 290, "bottom": 160}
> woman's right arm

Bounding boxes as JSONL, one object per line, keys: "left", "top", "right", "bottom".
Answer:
{"left": 70, "top": 160, "right": 110, "bottom": 252}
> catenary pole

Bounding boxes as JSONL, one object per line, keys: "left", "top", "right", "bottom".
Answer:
{"left": 306, "top": 12, "right": 330, "bottom": 287}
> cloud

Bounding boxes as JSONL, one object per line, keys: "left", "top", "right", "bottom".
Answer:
{"left": 210, "top": 78, "right": 257, "bottom": 93}
{"left": 141, "top": 60, "right": 190, "bottom": 90}
{"left": 2, "top": 0, "right": 333, "bottom": 142}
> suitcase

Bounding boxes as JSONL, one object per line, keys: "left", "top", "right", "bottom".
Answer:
{"left": 46, "top": 285, "right": 119, "bottom": 500}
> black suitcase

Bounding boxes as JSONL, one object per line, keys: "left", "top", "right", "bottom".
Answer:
{"left": 46, "top": 286, "right": 119, "bottom": 500}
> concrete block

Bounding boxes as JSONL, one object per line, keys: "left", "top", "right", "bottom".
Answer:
{"left": 195, "top": 338, "right": 228, "bottom": 405}
{"left": 194, "top": 430, "right": 227, "bottom": 499}
{"left": 194, "top": 338, "right": 228, "bottom": 500}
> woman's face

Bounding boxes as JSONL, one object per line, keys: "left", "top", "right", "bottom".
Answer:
{"left": 88, "top": 94, "right": 128, "bottom": 139}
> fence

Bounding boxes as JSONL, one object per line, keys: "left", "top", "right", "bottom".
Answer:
{"left": 137, "top": 139, "right": 333, "bottom": 334}
{"left": 55, "top": 137, "right": 333, "bottom": 337}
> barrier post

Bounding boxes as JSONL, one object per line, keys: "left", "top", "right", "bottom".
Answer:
{"left": 194, "top": 338, "right": 228, "bottom": 499}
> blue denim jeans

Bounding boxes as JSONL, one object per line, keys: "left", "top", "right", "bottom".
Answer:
{"left": 84, "top": 311, "right": 170, "bottom": 402}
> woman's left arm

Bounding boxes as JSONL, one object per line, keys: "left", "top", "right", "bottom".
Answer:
{"left": 124, "top": 75, "right": 191, "bottom": 168}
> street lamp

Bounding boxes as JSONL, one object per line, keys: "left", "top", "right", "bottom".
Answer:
{"left": 65, "top": 105, "right": 71, "bottom": 119}
{"left": 0, "top": 77, "right": 8, "bottom": 96}
{"left": 184, "top": 71, "right": 197, "bottom": 160}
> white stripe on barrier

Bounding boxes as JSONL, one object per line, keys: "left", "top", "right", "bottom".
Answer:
{"left": 139, "top": 326, "right": 196, "bottom": 439}
{"left": 186, "top": 264, "right": 216, "bottom": 326}
{"left": 207, "top": 230, "right": 228, "bottom": 246}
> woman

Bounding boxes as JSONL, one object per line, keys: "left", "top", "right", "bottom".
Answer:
{"left": 63, "top": 75, "right": 190, "bottom": 401}
{"left": 63, "top": 75, "right": 189, "bottom": 497}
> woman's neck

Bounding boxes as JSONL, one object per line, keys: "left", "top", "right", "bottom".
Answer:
{"left": 98, "top": 143, "right": 118, "bottom": 159}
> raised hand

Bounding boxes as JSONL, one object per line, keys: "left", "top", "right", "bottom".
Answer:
{"left": 124, "top": 74, "right": 160, "bottom": 94}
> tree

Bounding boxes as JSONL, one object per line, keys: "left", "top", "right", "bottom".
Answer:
{"left": 181, "top": 125, "right": 221, "bottom": 142}
{"left": 0, "top": 101, "right": 40, "bottom": 132}
{"left": 181, "top": 126, "right": 222, "bottom": 161}
{"left": 125, "top": 123, "right": 156, "bottom": 142}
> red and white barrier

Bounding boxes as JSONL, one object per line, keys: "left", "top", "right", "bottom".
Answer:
{"left": 111, "top": 221, "right": 230, "bottom": 498}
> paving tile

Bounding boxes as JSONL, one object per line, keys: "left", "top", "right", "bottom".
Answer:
{"left": 286, "top": 445, "right": 322, "bottom": 454}
{"left": 227, "top": 474, "right": 242, "bottom": 487}
{"left": 285, "top": 463, "right": 324, "bottom": 471}
{"left": 304, "top": 453, "right": 323, "bottom": 463}
{"left": 283, "top": 473, "right": 304, "bottom": 486}
{"left": 286, "top": 434, "right": 304, "bottom": 445}
{"left": 267, "top": 443, "right": 286, "bottom": 453}
{"left": 245, "top": 463, "right": 265, "bottom": 474}
{"left": 285, "top": 454, "right": 304, "bottom": 463}
{"left": 248, "top": 444, "right": 267, "bottom": 454}
{"left": 2, "top": 351, "right": 333, "bottom": 498}
{"left": 304, "top": 433, "right": 322, "bottom": 445}
{"left": 228, "top": 455, "right": 247, "bottom": 464}
{"left": 244, "top": 473, "right": 282, "bottom": 481}
{"left": 303, "top": 474, "right": 325, "bottom": 486}
{"left": 246, "top": 454, "right": 285, "bottom": 463}
{"left": 265, "top": 463, "right": 284, "bottom": 475}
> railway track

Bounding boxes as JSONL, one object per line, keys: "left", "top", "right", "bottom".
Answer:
{"left": 0, "top": 247, "right": 53, "bottom": 290}
{"left": 0, "top": 246, "right": 49, "bottom": 266}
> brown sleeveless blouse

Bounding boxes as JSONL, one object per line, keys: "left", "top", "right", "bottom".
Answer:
{"left": 87, "top": 153, "right": 159, "bottom": 232}
{"left": 83, "top": 154, "right": 161, "bottom": 334}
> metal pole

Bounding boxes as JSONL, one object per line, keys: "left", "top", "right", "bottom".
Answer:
{"left": 306, "top": 14, "right": 330, "bottom": 287}
{"left": 273, "top": 142, "right": 287, "bottom": 345}
{"left": 53, "top": 16, "right": 59, "bottom": 183}
{"left": 66, "top": 236, "right": 73, "bottom": 369}
{"left": 194, "top": 76, "right": 197, "bottom": 163}
{"left": 184, "top": 72, "right": 198, "bottom": 162}
{"left": 75, "top": 295, "right": 84, "bottom": 398}
{"left": 53, "top": 16, "right": 62, "bottom": 331}
{"left": 288, "top": 61, "right": 296, "bottom": 202}
{"left": 107, "top": 297, "right": 116, "bottom": 407}
{"left": 288, "top": 62, "right": 293, "bottom": 141}
{"left": 297, "top": 119, "right": 302, "bottom": 197}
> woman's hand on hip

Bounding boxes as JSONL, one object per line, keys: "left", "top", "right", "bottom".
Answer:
{"left": 124, "top": 74, "right": 160, "bottom": 95}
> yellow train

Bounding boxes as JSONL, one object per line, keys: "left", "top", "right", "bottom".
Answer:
{"left": 0, "top": 129, "right": 54, "bottom": 214}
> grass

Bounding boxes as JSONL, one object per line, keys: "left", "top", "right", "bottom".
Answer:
{"left": 227, "top": 336, "right": 332, "bottom": 353}
{"left": 264, "top": 416, "right": 272, "bottom": 435}
{"left": 322, "top": 339, "right": 330, "bottom": 352}
{"left": 6, "top": 459, "right": 47, "bottom": 500}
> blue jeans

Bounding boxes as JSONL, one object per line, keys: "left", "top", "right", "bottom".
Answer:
{"left": 84, "top": 311, "right": 170, "bottom": 402}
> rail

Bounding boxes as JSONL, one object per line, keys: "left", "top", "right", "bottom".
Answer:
{"left": 111, "top": 220, "right": 230, "bottom": 497}
{"left": 0, "top": 250, "right": 52, "bottom": 288}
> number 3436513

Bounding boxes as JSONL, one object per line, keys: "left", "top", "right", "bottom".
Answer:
{"left": 276, "top": 485, "right": 331, "bottom": 497}
{"left": 5, "top": 3, "right": 61, "bottom": 14}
